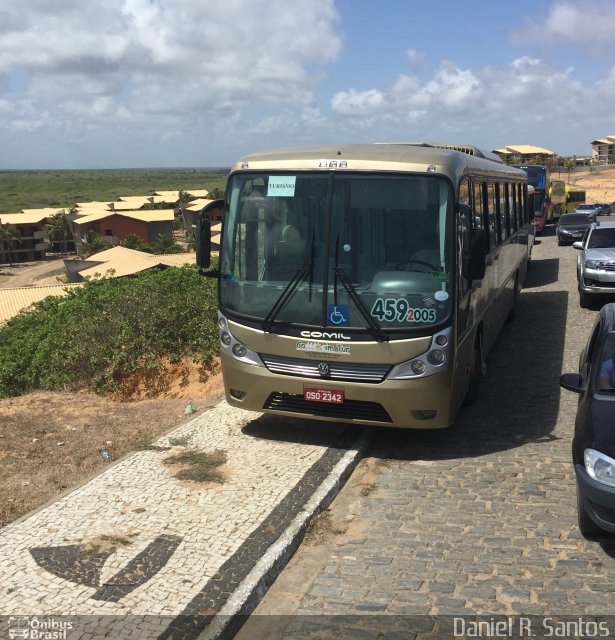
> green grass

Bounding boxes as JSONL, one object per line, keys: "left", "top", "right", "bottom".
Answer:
{"left": 0, "top": 168, "right": 228, "bottom": 214}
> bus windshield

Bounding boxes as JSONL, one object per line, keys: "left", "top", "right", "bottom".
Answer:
{"left": 220, "top": 172, "right": 453, "bottom": 334}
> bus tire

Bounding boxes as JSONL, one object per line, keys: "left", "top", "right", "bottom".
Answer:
{"left": 462, "top": 335, "right": 483, "bottom": 407}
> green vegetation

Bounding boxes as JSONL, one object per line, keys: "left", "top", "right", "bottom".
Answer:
{"left": 0, "top": 168, "right": 228, "bottom": 214}
{"left": 0, "top": 264, "right": 218, "bottom": 397}
{"left": 0, "top": 222, "right": 21, "bottom": 264}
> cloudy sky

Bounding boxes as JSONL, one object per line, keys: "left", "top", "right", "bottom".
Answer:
{"left": 1, "top": 0, "right": 614, "bottom": 169}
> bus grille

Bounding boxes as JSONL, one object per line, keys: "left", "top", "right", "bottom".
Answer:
{"left": 259, "top": 354, "right": 391, "bottom": 383}
{"left": 263, "top": 392, "right": 393, "bottom": 423}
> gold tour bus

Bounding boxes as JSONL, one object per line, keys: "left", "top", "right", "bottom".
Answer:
{"left": 197, "top": 143, "right": 530, "bottom": 429}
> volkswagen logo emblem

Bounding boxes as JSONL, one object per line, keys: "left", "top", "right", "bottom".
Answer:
{"left": 317, "top": 362, "right": 330, "bottom": 377}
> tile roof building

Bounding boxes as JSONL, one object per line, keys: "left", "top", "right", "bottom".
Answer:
{"left": 492, "top": 145, "right": 555, "bottom": 164}
{"left": 591, "top": 136, "right": 615, "bottom": 164}
{"left": 0, "top": 284, "right": 81, "bottom": 325}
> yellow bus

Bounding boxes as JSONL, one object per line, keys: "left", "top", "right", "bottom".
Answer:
{"left": 549, "top": 178, "right": 566, "bottom": 221}
{"left": 563, "top": 185, "right": 586, "bottom": 213}
{"left": 197, "top": 144, "right": 530, "bottom": 429}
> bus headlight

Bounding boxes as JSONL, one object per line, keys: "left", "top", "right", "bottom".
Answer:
{"left": 427, "top": 350, "right": 446, "bottom": 366}
{"left": 232, "top": 343, "right": 247, "bottom": 358}
{"left": 411, "top": 360, "right": 426, "bottom": 375}
{"left": 218, "top": 313, "right": 264, "bottom": 367}
{"left": 386, "top": 328, "right": 452, "bottom": 380}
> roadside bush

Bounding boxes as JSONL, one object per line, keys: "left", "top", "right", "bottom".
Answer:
{"left": 0, "top": 265, "right": 219, "bottom": 397}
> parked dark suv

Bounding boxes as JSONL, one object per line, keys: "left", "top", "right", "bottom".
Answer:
{"left": 560, "top": 303, "right": 615, "bottom": 539}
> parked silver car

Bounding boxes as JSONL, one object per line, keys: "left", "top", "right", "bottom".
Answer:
{"left": 574, "top": 204, "right": 601, "bottom": 219}
{"left": 574, "top": 220, "right": 615, "bottom": 307}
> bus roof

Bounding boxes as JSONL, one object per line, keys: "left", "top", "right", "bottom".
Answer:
{"left": 231, "top": 143, "right": 527, "bottom": 182}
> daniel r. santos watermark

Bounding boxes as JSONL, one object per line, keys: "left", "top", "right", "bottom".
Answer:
{"left": 453, "top": 616, "right": 611, "bottom": 638}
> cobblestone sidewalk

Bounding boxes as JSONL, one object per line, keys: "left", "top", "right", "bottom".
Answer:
{"left": 0, "top": 403, "right": 369, "bottom": 639}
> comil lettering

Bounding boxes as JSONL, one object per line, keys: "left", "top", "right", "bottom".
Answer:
{"left": 300, "top": 331, "right": 351, "bottom": 340}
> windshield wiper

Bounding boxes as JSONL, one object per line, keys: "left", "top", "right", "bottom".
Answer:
{"left": 262, "top": 264, "right": 312, "bottom": 333}
{"left": 334, "top": 267, "right": 389, "bottom": 342}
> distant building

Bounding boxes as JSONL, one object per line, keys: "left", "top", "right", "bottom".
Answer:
{"left": 492, "top": 145, "right": 556, "bottom": 164}
{"left": 64, "top": 245, "right": 194, "bottom": 282}
{"left": 0, "top": 210, "right": 55, "bottom": 261}
{"left": 72, "top": 210, "right": 175, "bottom": 254}
{"left": 591, "top": 136, "right": 615, "bottom": 164}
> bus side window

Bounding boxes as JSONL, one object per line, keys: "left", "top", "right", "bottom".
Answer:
{"left": 504, "top": 184, "right": 515, "bottom": 234}
{"left": 458, "top": 179, "right": 472, "bottom": 298}
{"left": 472, "top": 182, "right": 484, "bottom": 231}
{"left": 518, "top": 184, "right": 526, "bottom": 225}
{"left": 481, "top": 182, "right": 497, "bottom": 248}
{"left": 491, "top": 183, "right": 506, "bottom": 243}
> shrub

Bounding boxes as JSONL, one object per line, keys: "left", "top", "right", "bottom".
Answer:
{"left": 0, "top": 264, "right": 219, "bottom": 397}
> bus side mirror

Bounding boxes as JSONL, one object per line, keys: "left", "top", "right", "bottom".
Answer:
{"left": 196, "top": 197, "right": 225, "bottom": 275}
{"left": 463, "top": 229, "right": 487, "bottom": 280}
{"left": 196, "top": 217, "right": 211, "bottom": 270}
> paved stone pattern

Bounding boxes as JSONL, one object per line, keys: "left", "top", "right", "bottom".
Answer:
{"left": 0, "top": 404, "right": 357, "bottom": 638}
{"left": 282, "top": 230, "right": 615, "bottom": 635}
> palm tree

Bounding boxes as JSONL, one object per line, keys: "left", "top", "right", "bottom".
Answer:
{"left": 120, "top": 233, "right": 143, "bottom": 250}
{"left": 0, "top": 223, "right": 22, "bottom": 265}
{"left": 80, "top": 230, "right": 109, "bottom": 258}
{"left": 47, "top": 211, "right": 73, "bottom": 256}
{"left": 152, "top": 233, "right": 180, "bottom": 254}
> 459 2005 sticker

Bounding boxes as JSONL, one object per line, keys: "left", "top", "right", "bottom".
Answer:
{"left": 371, "top": 298, "right": 437, "bottom": 323}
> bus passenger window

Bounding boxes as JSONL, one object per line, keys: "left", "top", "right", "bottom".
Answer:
{"left": 483, "top": 182, "right": 498, "bottom": 248}
{"left": 518, "top": 184, "right": 525, "bottom": 225}
{"left": 472, "top": 183, "right": 484, "bottom": 231}
{"left": 504, "top": 184, "right": 515, "bottom": 234}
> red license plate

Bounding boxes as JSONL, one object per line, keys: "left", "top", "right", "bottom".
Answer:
{"left": 304, "top": 387, "right": 344, "bottom": 404}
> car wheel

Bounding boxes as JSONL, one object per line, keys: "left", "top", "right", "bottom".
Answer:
{"left": 579, "top": 290, "right": 592, "bottom": 309}
{"left": 577, "top": 490, "right": 603, "bottom": 540}
{"left": 462, "top": 335, "right": 483, "bottom": 407}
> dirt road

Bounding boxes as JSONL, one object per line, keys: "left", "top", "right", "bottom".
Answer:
{"left": 0, "top": 258, "right": 67, "bottom": 288}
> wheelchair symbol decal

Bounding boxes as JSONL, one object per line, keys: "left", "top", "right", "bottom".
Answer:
{"left": 328, "top": 304, "right": 349, "bottom": 326}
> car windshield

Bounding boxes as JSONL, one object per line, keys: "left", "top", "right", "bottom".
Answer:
{"left": 561, "top": 214, "right": 591, "bottom": 225}
{"left": 597, "top": 333, "right": 615, "bottom": 392}
{"left": 220, "top": 172, "right": 453, "bottom": 334}
{"left": 587, "top": 228, "right": 615, "bottom": 248}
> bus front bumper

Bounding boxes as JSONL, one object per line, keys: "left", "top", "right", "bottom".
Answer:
{"left": 220, "top": 354, "right": 456, "bottom": 429}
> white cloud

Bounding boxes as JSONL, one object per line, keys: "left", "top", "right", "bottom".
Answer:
{"left": 0, "top": 0, "right": 342, "bottom": 166}
{"left": 511, "top": 1, "right": 615, "bottom": 57}
{"left": 331, "top": 89, "right": 384, "bottom": 115}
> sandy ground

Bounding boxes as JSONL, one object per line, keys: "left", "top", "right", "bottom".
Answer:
{"left": 0, "top": 361, "right": 225, "bottom": 528}
{"left": 561, "top": 167, "right": 615, "bottom": 204}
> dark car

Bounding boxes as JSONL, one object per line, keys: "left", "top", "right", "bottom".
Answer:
{"left": 557, "top": 213, "right": 594, "bottom": 246}
{"left": 595, "top": 203, "right": 612, "bottom": 216}
{"left": 560, "top": 303, "right": 615, "bottom": 539}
